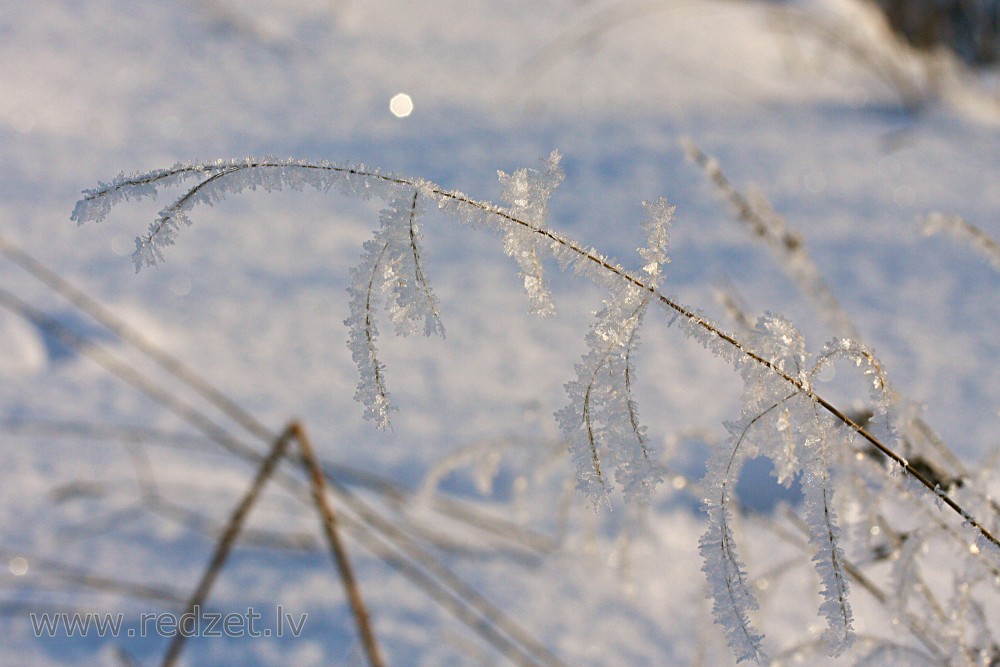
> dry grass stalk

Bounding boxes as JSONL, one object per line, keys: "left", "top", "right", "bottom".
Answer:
{"left": 291, "top": 421, "right": 385, "bottom": 667}
{"left": 160, "top": 423, "right": 297, "bottom": 667}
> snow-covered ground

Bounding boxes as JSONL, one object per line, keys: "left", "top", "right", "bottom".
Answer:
{"left": 1, "top": 1, "right": 998, "bottom": 665}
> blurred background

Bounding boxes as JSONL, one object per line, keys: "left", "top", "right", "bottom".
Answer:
{"left": 0, "top": 1, "right": 998, "bottom": 664}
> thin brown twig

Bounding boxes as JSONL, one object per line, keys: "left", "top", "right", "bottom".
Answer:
{"left": 291, "top": 421, "right": 384, "bottom": 667}
{"left": 0, "top": 236, "right": 567, "bottom": 663}
{"left": 0, "top": 284, "right": 561, "bottom": 663}
{"left": 160, "top": 423, "right": 297, "bottom": 667}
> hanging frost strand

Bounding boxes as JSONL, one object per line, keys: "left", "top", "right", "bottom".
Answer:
{"left": 555, "top": 290, "right": 651, "bottom": 503}
{"left": 700, "top": 497, "right": 767, "bottom": 664}
{"left": 344, "top": 189, "right": 444, "bottom": 429}
{"left": 554, "top": 199, "right": 672, "bottom": 505}
{"left": 699, "top": 404, "right": 785, "bottom": 665}
{"left": 802, "top": 458, "right": 854, "bottom": 654}
{"left": 345, "top": 239, "right": 394, "bottom": 429}
{"left": 378, "top": 190, "right": 444, "bottom": 338}
{"left": 497, "top": 151, "right": 564, "bottom": 316}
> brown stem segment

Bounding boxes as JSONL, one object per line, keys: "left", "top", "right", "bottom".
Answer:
{"left": 292, "top": 421, "right": 385, "bottom": 667}
{"left": 161, "top": 423, "right": 298, "bottom": 667}
{"left": 160, "top": 421, "right": 385, "bottom": 667}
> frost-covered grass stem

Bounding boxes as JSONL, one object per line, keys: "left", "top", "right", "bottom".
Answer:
{"left": 74, "top": 155, "right": 1000, "bottom": 663}
{"left": 74, "top": 158, "right": 1000, "bottom": 551}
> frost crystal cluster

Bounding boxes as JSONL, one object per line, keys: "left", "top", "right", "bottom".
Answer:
{"left": 497, "top": 151, "right": 563, "bottom": 316}
{"left": 555, "top": 198, "right": 671, "bottom": 504}
{"left": 345, "top": 187, "right": 444, "bottom": 429}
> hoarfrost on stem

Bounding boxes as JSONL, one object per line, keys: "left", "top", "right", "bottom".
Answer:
{"left": 555, "top": 198, "right": 672, "bottom": 505}
{"left": 73, "top": 157, "right": 408, "bottom": 271}
{"left": 497, "top": 150, "right": 563, "bottom": 316}
{"left": 75, "top": 151, "right": 1000, "bottom": 665}
{"left": 697, "top": 314, "right": 866, "bottom": 660}
{"left": 345, "top": 188, "right": 444, "bottom": 429}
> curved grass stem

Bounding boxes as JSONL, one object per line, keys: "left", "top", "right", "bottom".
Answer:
{"left": 83, "top": 161, "right": 1000, "bottom": 554}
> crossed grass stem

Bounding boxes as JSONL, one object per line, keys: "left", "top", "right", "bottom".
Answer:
{"left": 0, "top": 415, "right": 556, "bottom": 559}
{"left": 160, "top": 420, "right": 384, "bottom": 667}
{"left": 0, "top": 236, "right": 567, "bottom": 667}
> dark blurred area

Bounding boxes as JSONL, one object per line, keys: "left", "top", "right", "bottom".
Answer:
{"left": 871, "top": 0, "right": 1000, "bottom": 64}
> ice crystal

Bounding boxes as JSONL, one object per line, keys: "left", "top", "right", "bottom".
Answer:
{"left": 554, "top": 199, "right": 672, "bottom": 504}
{"left": 697, "top": 313, "right": 864, "bottom": 660}
{"left": 497, "top": 151, "right": 563, "bottom": 316}
{"left": 700, "top": 410, "right": 770, "bottom": 663}
{"left": 344, "top": 189, "right": 443, "bottom": 428}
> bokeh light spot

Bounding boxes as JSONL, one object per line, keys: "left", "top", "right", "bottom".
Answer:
{"left": 389, "top": 93, "right": 413, "bottom": 118}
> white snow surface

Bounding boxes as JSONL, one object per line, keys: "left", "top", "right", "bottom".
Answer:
{"left": 1, "top": 0, "right": 998, "bottom": 665}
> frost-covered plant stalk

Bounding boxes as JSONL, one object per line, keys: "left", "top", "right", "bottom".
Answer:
{"left": 73, "top": 154, "right": 1000, "bottom": 663}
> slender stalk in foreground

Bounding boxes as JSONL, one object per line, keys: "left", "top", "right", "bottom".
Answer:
{"left": 160, "top": 423, "right": 297, "bottom": 667}
{"left": 292, "top": 421, "right": 385, "bottom": 667}
{"left": 0, "top": 263, "right": 562, "bottom": 665}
